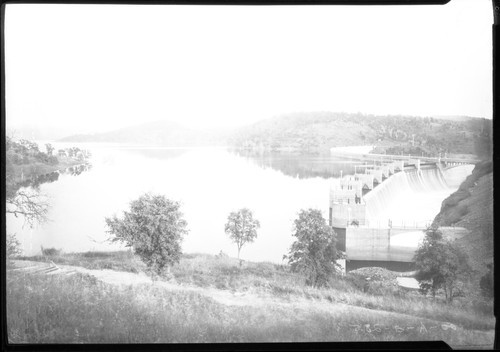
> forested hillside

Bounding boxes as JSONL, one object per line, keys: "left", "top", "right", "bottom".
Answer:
{"left": 229, "top": 112, "right": 491, "bottom": 157}
{"left": 58, "top": 112, "right": 492, "bottom": 158}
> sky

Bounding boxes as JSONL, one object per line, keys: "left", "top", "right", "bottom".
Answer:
{"left": 4, "top": 1, "right": 493, "bottom": 137}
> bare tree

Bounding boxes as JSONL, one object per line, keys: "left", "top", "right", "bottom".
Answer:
{"left": 6, "top": 189, "right": 49, "bottom": 228}
{"left": 6, "top": 137, "right": 50, "bottom": 228}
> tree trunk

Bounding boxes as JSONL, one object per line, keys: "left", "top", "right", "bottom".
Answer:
{"left": 238, "top": 246, "right": 243, "bottom": 267}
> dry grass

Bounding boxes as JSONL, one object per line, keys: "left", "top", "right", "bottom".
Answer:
{"left": 6, "top": 270, "right": 494, "bottom": 347}
{"left": 18, "top": 250, "right": 146, "bottom": 273}
{"left": 16, "top": 251, "right": 495, "bottom": 333}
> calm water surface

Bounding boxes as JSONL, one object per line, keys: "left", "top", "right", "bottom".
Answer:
{"left": 8, "top": 145, "right": 364, "bottom": 262}
{"left": 7, "top": 144, "right": 470, "bottom": 263}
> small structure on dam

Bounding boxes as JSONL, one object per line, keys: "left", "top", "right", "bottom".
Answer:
{"left": 328, "top": 155, "right": 471, "bottom": 273}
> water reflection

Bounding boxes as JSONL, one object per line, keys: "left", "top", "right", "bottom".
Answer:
{"left": 6, "top": 146, "right": 471, "bottom": 263}
{"left": 18, "top": 171, "right": 60, "bottom": 190}
{"left": 123, "top": 147, "right": 190, "bottom": 161}
{"left": 233, "top": 150, "right": 364, "bottom": 179}
{"left": 65, "top": 164, "right": 92, "bottom": 176}
{"left": 7, "top": 148, "right": 333, "bottom": 261}
{"left": 18, "top": 163, "right": 91, "bottom": 190}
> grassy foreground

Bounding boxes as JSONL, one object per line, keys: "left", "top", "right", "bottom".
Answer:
{"left": 8, "top": 252, "right": 495, "bottom": 346}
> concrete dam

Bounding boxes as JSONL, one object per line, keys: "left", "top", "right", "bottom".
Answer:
{"left": 328, "top": 154, "right": 474, "bottom": 272}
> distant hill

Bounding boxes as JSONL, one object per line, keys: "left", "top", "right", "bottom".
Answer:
{"left": 59, "top": 113, "right": 492, "bottom": 158}
{"left": 7, "top": 125, "right": 78, "bottom": 141}
{"left": 59, "top": 120, "right": 227, "bottom": 146}
{"left": 229, "top": 112, "right": 491, "bottom": 157}
{"left": 433, "top": 161, "right": 493, "bottom": 276}
{"left": 432, "top": 115, "right": 482, "bottom": 122}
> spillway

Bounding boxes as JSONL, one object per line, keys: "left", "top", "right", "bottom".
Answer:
{"left": 363, "top": 164, "right": 473, "bottom": 228}
{"left": 329, "top": 159, "right": 474, "bottom": 271}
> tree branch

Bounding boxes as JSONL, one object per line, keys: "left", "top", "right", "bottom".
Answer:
{"left": 6, "top": 189, "right": 49, "bottom": 228}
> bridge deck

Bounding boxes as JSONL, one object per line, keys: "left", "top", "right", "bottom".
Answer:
{"left": 330, "top": 150, "right": 478, "bottom": 165}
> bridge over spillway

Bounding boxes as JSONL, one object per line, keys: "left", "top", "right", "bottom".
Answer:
{"left": 330, "top": 148, "right": 477, "bottom": 170}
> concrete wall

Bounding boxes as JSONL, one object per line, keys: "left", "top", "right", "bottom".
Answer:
{"left": 345, "top": 227, "right": 422, "bottom": 262}
{"left": 346, "top": 260, "right": 415, "bottom": 272}
{"left": 367, "top": 169, "right": 383, "bottom": 183}
{"left": 356, "top": 174, "right": 374, "bottom": 190}
{"left": 332, "top": 226, "right": 346, "bottom": 251}
{"left": 331, "top": 203, "right": 366, "bottom": 227}
{"left": 330, "top": 189, "right": 361, "bottom": 203}
{"left": 394, "top": 160, "right": 405, "bottom": 171}
{"left": 340, "top": 176, "right": 363, "bottom": 191}
{"left": 346, "top": 227, "right": 390, "bottom": 261}
{"left": 380, "top": 165, "right": 392, "bottom": 178}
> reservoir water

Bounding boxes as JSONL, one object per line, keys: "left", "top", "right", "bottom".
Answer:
{"left": 6, "top": 144, "right": 473, "bottom": 263}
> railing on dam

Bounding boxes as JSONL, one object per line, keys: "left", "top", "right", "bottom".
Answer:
{"left": 329, "top": 149, "right": 478, "bottom": 166}
{"left": 366, "top": 219, "right": 430, "bottom": 229}
{"left": 332, "top": 218, "right": 431, "bottom": 230}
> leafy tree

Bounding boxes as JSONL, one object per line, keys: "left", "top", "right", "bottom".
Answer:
{"left": 414, "top": 227, "right": 472, "bottom": 302}
{"left": 7, "top": 233, "right": 22, "bottom": 258}
{"left": 71, "top": 147, "right": 81, "bottom": 157}
{"left": 480, "top": 264, "right": 494, "bottom": 298}
{"left": 285, "top": 209, "right": 342, "bottom": 287}
{"left": 45, "top": 143, "right": 54, "bottom": 156}
{"left": 6, "top": 233, "right": 23, "bottom": 268}
{"left": 224, "top": 208, "right": 260, "bottom": 263}
{"left": 19, "top": 139, "right": 39, "bottom": 155}
{"left": 105, "top": 193, "right": 188, "bottom": 276}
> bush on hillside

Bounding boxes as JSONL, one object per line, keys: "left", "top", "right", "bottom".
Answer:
{"left": 285, "top": 209, "right": 343, "bottom": 287}
{"left": 414, "top": 227, "right": 472, "bottom": 302}
{"left": 7, "top": 234, "right": 22, "bottom": 258}
{"left": 41, "top": 247, "right": 62, "bottom": 257}
{"left": 479, "top": 264, "right": 494, "bottom": 298}
{"left": 105, "top": 193, "right": 188, "bottom": 276}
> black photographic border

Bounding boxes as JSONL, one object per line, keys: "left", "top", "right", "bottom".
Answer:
{"left": 1, "top": 0, "right": 497, "bottom": 350}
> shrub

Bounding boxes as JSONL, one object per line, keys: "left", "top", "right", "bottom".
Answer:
{"left": 105, "top": 193, "right": 188, "bottom": 276}
{"left": 7, "top": 234, "right": 22, "bottom": 258}
{"left": 41, "top": 247, "right": 62, "bottom": 257}
{"left": 284, "top": 209, "right": 343, "bottom": 287}
{"left": 414, "top": 227, "right": 472, "bottom": 302}
{"left": 81, "top": 251, "right": 113, "bottom": 258}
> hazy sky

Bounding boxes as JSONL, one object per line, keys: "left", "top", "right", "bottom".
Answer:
{"left": 5, "top": 1, "right": 492, "bottom": 135}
